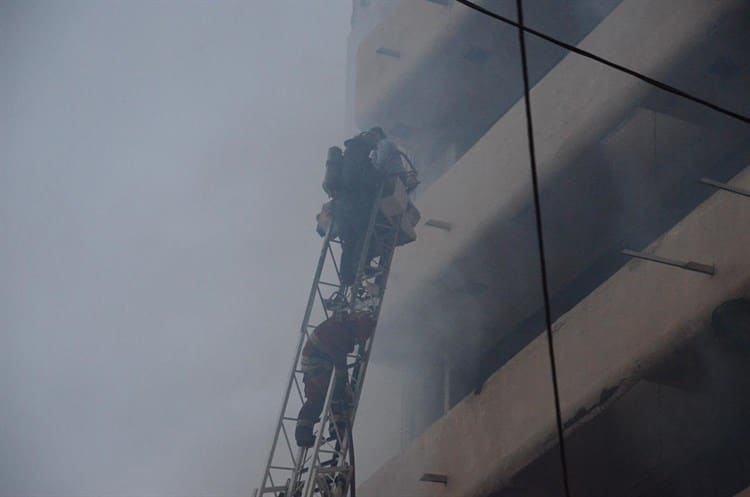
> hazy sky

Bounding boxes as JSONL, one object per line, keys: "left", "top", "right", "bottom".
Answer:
{"left": 1, "top": 2, "right": 356, "bottom": 495}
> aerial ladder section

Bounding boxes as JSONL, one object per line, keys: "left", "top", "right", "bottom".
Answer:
{"left": 255, "top": 165, "right": 419, "bottom": 497}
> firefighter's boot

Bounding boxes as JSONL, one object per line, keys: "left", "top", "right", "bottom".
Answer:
{"left": 295, "top": 422, "right": 315, "bottom": 448}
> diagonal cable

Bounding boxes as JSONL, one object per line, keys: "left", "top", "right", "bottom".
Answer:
{"left": 455, "top": 0, "right": 750, "bottom": 125}
{"left": 514, "top": 0, "right": 571, "bottom": 495}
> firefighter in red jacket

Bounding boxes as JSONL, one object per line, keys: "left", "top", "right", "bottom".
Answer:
{"left": 295, "top": 310, "right": 376, "bottom": 448}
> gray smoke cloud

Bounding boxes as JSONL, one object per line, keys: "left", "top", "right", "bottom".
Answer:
{"left": 0, "top": 1, "right": 357, "bottom": 495}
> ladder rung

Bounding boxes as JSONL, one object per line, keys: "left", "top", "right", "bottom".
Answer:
{"left": 283, "top": 416, "right": 299, "bottom": 422}
{"left": 269, "top": 465, "right": 295, "bottom": 471}
{"left": 318, "top": 447, "right": 343, "bottom": 453}
{"left": 261, "top": 485, "right": 288, "bottom": 493}
{"left": 317, "top": 466, "right": 351, "bottom": 475}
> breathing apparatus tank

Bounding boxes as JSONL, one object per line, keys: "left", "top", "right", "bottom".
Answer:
{"left": 322, "top": 146, "right": 344, "bottom": 197}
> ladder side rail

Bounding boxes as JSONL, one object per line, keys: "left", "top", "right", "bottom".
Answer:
{"left": 350, "top": 213, "right": 401, "bottom": 422}
{"left": 319, "top": 192, "right": 404, "bottom": 496}
{"left": 325, "top": 225, "right": 401, "bottom": 497}
{"left": 329, "top": 216, "right": 401, "bottom": 481}
{"left": 296, "top": 184, "right": 391, "bottom": 496}
{"left": 322, "top": 180, "right": 390, "bottom": 474}
{"left": 301, "top": 365, "right": 341, "bottom": 497}
{"left": 351, "top": 172, "right": 407, "bottom": 304}
{"left": 349, "top": 181, "right": 387, "bottom": 312}
{"left": 257, "top": 226, "right": 335, "bottom": 496}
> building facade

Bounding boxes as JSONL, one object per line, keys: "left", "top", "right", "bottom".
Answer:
{"left": 349, "top": 1, "right": 750, "bottom": 496}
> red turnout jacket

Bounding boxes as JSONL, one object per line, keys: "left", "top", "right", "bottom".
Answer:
{"left": 302, "top": 312, "right": 376, "bottom": 365}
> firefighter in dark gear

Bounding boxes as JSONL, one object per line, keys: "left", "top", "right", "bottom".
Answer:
{"left": 295, "top": 310, "right": 376, "bottom": 448}
{"left": 319, "top": 127, "right": 417, "bottom": 286}
{"left": 335, "top": 129, "right": 383, "bottom": 286}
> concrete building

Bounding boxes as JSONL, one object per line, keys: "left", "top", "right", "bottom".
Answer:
{"left": 348, "top": 1, "right": 750, "bottom": 496}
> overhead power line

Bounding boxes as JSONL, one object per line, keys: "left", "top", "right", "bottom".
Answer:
{"left": 456, "top": 1, "right": 749, "bottom": 495}
{"left": 514, "top": 0, "right": 571, "bottom": 495}
{"left": 455, "top": 0, "right": 750, "bottom": 125}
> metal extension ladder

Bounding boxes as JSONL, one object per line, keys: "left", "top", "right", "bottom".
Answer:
{"left": 255, "top": 178, "right": 407, "bottom": 497}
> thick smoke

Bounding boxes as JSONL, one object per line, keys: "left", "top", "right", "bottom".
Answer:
{"left": 0, "top": 1, "right": 354, "bottom": 495}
